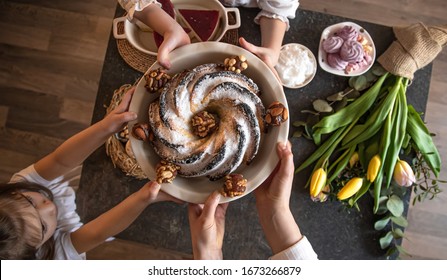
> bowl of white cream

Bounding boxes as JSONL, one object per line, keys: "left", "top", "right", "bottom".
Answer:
{"left": 275, "top": 43, "right": 317, "bottom": 89}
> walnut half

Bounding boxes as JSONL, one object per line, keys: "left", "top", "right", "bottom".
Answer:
{"left": 191, "top": 111, "right": 218, "bottom": 138}
{"left": 221, "top": 174, "right": 247, "bottom": 197}
{"left": 155, "top": 160, "right": 180, "bottom": 184}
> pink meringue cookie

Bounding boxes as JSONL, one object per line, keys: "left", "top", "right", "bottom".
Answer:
{"left": 326, "top": 53, "right": 348, "bottom": 70}
{"left": 340, "top": 40, "right": 364, "bottom": 63}
{"left": 337, "top": 25, "right": 358, "bottom": 41}
{"left": 322, "top": 36, "right": 344, "bottom": 53}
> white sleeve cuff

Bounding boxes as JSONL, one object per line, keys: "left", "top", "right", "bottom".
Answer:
{"left": 255, "top": 0, "right": 299, "bottom": 31}
{"left": 254, "top": 11, "right": 290, "bottom": 30}
{"left": 117, "top": 0, "right": 161, "bottom": 20}
{"left": 269, "top": 236, "right": 319, "bottom": 260}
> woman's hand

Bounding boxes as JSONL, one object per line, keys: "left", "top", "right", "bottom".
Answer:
{"left": 254, "top": 141, "right": 303, "bottom": 254}
{"left": 255, "top": 141, "right": 294, "bottom": 214}
{"left": 188, "top": 191, "right": 229, "bottom": 259}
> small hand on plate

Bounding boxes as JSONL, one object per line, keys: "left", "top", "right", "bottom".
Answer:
{"left": 157, "top": 24, "right": 191, "bottom": 69}
{"left": 238, "top": 37, "right": 281, "bottom": 82}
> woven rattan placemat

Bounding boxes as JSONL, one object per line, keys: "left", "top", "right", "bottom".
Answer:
{"left": 116, "top": 14, "right": 239, "bottom": 73}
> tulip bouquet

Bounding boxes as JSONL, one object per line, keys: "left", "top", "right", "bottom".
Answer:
{"left": 297, "top": 70, "right": 441, "bottom": 207}
{"left": 295, "top": 23, "right": 446, "bottom": 257}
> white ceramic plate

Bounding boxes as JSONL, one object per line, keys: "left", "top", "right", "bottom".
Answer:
{"left": 129, "top": 42, "right": 289, "bottom": 204}
{"left": 276, "top": 43, "right": 317, "bottom": 89}
{"left": 318, "top": 22, "right": 376, "bottom": 77}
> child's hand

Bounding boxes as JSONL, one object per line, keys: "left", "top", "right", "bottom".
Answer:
{"left": 157, "top": 25, "right": 190, "bottom": 69}
{"left": 239, "top": 37, "right": 281, "bottom": 81}
{"left": 188, "top": 191, "right": 229, "bottom": 259}
{"left": 139, "top": 181, "right": 184, "bottom": 204}
{"left": 102, "top": 87, "right": 138, "bottom": 134}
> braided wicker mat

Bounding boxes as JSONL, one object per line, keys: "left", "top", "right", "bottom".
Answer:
{"left": 116, "top": 14, "right": 239, "bottom": 73}
{"left": 105, "top": 84, "right": 147, "bottom": 180}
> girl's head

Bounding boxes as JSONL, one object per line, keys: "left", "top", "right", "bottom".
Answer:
{"left": 0, "top": 182, "right": 57, "bottom": 259}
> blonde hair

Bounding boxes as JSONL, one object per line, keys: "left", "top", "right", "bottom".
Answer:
{"left": 0, "top": 182, "right": 55, "bottom": 259}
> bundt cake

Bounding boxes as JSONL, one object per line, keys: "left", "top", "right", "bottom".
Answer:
{"left": 147, "top": 63, "right": 265, "bottom": 181}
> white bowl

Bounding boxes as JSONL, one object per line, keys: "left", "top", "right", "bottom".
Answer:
{"left": 129, "top": 42, "right": 289, "bottom": 204}
{"left": 112, "top": 0, "right": 240, "bottom": 56}
{"left": 276, "top": 43, "right": 317, "bottom": 89}
{"left": 318, "top": 22, "right": 376, "bottom": 77}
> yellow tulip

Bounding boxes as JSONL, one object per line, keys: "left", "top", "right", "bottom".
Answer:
{"left": 310, "top": 168, "right": 327, "bottom": 197}
{"left": 393, "top": 160, "right": 416, "bottom": 187}
{"left": 349, "top": 152, "right": 359, "bottom": 168}
{"left": 337, "top": 177, "right": 363, "bottom": 200}
{"left": 366, "top": 155, "right": 381, "bottom": 182}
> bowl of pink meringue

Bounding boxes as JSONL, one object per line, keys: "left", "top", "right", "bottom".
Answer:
{"left": 318, "top": 22, "right": 375, "bottom": 76}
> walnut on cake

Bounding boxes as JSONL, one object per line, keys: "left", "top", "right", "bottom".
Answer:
{"left": 221, "top": 173, "right": 247, "bottom": 197}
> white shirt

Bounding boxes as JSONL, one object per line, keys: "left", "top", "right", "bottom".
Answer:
{"left": 9, "top": 165, "right": 86, "bottom": 260}
{"left": 117, "top": 0, "right": 299, "bottom": 30}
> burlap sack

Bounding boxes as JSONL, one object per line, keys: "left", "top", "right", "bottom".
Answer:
{"left": 378, "top": 23, "right": 447, "bottom": 79}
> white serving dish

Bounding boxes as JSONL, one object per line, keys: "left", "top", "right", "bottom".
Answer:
{"left": 318, "top": 21, "right": 376, "bottom": 77}
{"left": 128, "top": 42, "right": 289, "bottom": 204}
{"left": 276, "top": 43, "right": 317, "bottom": 89}
{"left": 112, "top": 0, "right": 240, "bottom": 55}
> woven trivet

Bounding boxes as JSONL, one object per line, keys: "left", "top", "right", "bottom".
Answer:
{"left": 116, "top": 14, "right": 239, "bottom": 73}
{"left": 105, "top": 84, "right": 147, "bottom": 179}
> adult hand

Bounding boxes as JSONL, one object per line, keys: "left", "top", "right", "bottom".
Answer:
{"left": 188, "top": 191, "right": 229, "bottom": 259}
{"left": 255, "top": 141, "right": 294, "bottom": 210}
{"left": 254, "top": 141, "right": 302, "bottom": 254}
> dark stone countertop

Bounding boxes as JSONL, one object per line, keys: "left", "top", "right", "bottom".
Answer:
{"left": 77, "top": 6, "right": 432, "bottom": 260}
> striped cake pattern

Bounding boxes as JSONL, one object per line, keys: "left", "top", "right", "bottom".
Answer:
{"left": 148, "top": 63, "right": 265, "bottom": 181}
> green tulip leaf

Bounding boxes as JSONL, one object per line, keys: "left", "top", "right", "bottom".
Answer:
{"left": 407, "top": 105, "right": 441, "bottom": 177}
{"left": 341, "top": 85, "right": 398, "bottom": 148}
{"left": 313, "top": 73, "right": 388, "bottom": 138}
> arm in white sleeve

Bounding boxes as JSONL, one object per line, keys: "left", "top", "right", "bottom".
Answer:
{"left": 270, "top": 236, "right": 319, "bottom": 260}
{"left": 256, "top": 0, "right": 299, "bottom": 30}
